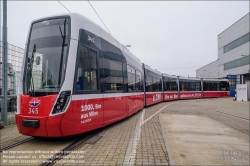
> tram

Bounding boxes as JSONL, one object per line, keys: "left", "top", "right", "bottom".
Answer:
{"left": 15, "top": 13, "right": 229, "bottom": 137}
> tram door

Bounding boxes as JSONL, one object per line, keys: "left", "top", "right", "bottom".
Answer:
{"left": 101, "top": 54, "right": 127, "bottom": 125}
{"left": 73, "top": 44, "right": 104, "bottom": 131}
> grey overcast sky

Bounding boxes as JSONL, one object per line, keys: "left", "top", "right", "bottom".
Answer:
{"left": 2, "top": 1, "right": 250, "bottom": 77}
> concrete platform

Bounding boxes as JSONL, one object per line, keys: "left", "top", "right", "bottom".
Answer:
{"left": 160, "top": 114, "right": 249, "bottom": 165}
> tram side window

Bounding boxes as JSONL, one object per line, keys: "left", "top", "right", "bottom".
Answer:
{"left": 220, "top": 81, "right": 230, "bottom": 91}
{"left": 135, "top": 70, "right": 143, "bottom": 91}
{"left": 190, "top": 82, "right": 201, "bottom": 91}
{"left": 152, "top": 78, "right": 161, "bottom": 91}
{"left": 203, "top": 82, "right": 220, "bottom": 91}
{"left": 152, "top": 78, "right": 157, "bottom": 91}
{"left": 170, "top": 79, "right": 177, "bottom": 91}
{"left": 75, "top": 44, "right": 98, "bottom": 91}
{"left": 179, "top": 81, "right": 201, "bottom": 91}
{"left": 164, "top": 78, "right": 177, "bottom": 91}
{"left": 127, "top": 65, "right": 136, "bottom": 92}
{"left": 101, "top": 54, "right": 123, "bottom": 92}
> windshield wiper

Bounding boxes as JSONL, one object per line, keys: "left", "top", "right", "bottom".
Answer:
{"left": 27, "top": 44, "right": 36, "bottom": 96}
{"left": 58, "top": 19, "right": 67, "bottom": 86}
{"left": 43, "top": 85, "right": 61, "bottom": 88}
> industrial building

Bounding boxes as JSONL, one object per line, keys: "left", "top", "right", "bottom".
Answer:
{"left": 196, "top": 13, "right": 250, "bottom": 96}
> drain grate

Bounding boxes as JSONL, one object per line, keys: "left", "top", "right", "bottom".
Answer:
{"left": 85, "top": 135, "right": 102, "bottom": 144}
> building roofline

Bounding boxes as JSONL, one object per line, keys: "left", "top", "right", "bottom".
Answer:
{"left": 218, "top": 12, "right": 249, "bottom": 36}
{"left": 196, "top": 59, "right": 218, "bottom": 71}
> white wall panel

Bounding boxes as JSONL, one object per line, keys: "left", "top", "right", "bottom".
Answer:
{"left": 197, "top": 13, "right": 249, "bottom": 78}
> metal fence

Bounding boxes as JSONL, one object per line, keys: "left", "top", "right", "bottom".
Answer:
{"left": 0, "top": 41, "right": 24, "bottom": 125}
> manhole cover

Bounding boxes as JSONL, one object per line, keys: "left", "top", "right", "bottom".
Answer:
{"left": 85, "top": 135, "right": 102, "bottom": 144}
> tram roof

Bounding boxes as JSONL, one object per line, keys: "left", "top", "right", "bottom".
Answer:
{"left": 30, "top": 13, "right": 143, "bottom": 68}
{"left": 162, "top": 73, "right": 177, "bottom": 79}
{"left": 202, "top": 78, "right": 229, "bottom": 82}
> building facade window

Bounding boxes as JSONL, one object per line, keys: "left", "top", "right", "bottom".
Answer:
{"left": 224, "top": 32, "right": 250, "bottom": 53}
{"left": 224, "top": 55, "right": 250, "bottom": 70}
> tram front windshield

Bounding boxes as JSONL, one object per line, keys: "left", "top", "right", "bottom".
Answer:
{"left": 24, "top": 18, "right": 70, "bottom": 96}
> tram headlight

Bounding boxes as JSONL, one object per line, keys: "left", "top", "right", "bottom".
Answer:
{"left": 56, "top": 105, "right": 61, "bottom": 110}
{"left": 59, "top": 98, "right": 64, "bottom": 103}
{"left": 52, "top": 91, "right": 71, "bottom": 115}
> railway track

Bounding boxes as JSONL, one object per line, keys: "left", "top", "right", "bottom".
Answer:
{"left": 0, "top": 136, "right": 34, "bottom": 152}
{"left": 40, "top": 129, "right": 103, "bottom": 166}
{"left": 213, "top": 110, "right": 249, "bottom": 121}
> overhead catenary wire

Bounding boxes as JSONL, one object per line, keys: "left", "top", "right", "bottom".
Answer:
{"left": 57, "top": 0, "right": 71, "bottom": 13}
{"left": 87, "top": 0, "right": 112, "bottom": 35}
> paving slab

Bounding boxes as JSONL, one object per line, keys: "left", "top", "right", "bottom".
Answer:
{"left": 160, "top": 114, "right": 249, "bottom": 165}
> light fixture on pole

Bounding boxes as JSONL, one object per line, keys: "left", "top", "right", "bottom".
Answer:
{"left": 125, "top": 45, "right": 131, "bottom": 47}
{"left": 241, "top": 54, "right": 249, "bottom": 57}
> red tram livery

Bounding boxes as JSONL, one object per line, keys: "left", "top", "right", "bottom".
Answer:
{"left": 16, "top": 13, "right": 230, "bottom": 137}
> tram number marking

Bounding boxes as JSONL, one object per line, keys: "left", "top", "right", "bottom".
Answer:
{"left": 88, "top": 35, "right": 95, "bottom": 43}
{"left": 28, "top": 108, "right": 38, "bottom": 114}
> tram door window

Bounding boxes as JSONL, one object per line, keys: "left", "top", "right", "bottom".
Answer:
{"left": 152, "top": 78, "right": 161, "bottom": 91}
{"left": 146, "top": 76, "right": 153, "bottom": 92}
{"left": 75, "top": 44, "right": 98, "bottom": 91}
{"left": 127, "top": 65, "right": 136, "bottom": 92}
{"left": 179, "top": 81, "right": 188, "bottom": 91}
{"left": 203, "top": 82, "right": 220, "bottom": 91}
{"left": 135, "top": 70, "right": 143, "bottom": 91}
{"left": 101, "top": 54, "right": 124, "bottom": 92}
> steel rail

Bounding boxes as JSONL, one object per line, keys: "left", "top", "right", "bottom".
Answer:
{"left": 0, "top": 136, "right": 34, "bottom": 152}
{"left": 39, "top": 129, "right": 103, "bottom": 166}
{"left": 213, "top": 110, "right": 249, "bottom": 121}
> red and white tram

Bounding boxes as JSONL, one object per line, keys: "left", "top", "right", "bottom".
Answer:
{"left": 16, "top": 13, "right": 230, "bottom": 137}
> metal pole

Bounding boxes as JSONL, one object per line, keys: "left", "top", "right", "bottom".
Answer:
{"left": 1, "top": 0, "right": 7, "bottom": 125}
{"left": 0, "top": 0, "right": 1, "bottom": 44}
{"left": 0, "top": 0, "right": 2, "bottom": 122}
